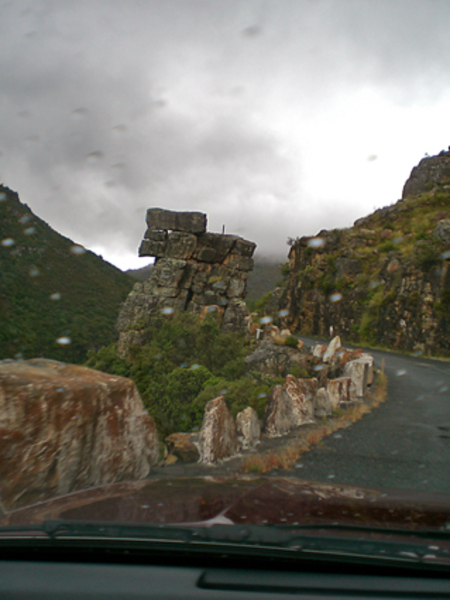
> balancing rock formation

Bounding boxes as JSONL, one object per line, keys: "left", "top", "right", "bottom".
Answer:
{"left": 117, "top": 209, "right": 256, "bottom": 355}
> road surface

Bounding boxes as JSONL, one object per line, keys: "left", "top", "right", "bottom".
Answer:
{"left": 287, "top": 337, "right": 450, "bottom": 494}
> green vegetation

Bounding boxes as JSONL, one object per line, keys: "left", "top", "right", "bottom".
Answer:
{"left": 0, "top": 186, "right": 134, "bottom": 363}
{"left": 86, "top": 311, "right": 278, "bottom": 437}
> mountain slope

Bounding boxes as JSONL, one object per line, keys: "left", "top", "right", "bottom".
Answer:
{"left": 0, "top": 185, "right": 134, "bottom": 363}
{"left": 280, "top": 151, "right": 450, "bottom": 356}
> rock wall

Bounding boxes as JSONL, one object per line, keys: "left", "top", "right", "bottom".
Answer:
{"left": 278, "top": 151, "right": 450, "bottom": 356}
{"left": 0, "top": 359, "right": 159, "bottom": 510}
{"left": 117, "top": 208, "right": 256, "bottom": 356}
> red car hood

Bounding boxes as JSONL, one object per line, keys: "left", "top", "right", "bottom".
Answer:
{"left": 2, "top": 476, "right": 450, "bottom": 533}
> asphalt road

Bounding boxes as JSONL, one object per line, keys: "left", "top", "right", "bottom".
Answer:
{"left": 286, "top": 337, "right": 450, "bottom": 494}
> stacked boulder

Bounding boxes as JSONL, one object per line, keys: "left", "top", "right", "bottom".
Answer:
{"left": 117, "top": 208, "right": 256, "bottom": 356}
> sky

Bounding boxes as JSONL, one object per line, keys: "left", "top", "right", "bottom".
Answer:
{"left": 1, "top": 0, "right": 450, "bottom": 270}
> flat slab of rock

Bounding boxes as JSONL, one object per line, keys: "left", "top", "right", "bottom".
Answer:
{"left": 0, "top": 359, "right": 159, "bottom": 510}
{"left": 198, "top": 396, "right": 238, "bottom": 463}
{"left": 146, "top": 208, "right": 207, "bottom": 234}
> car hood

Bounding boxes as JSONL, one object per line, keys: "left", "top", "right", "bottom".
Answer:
{"left": 2, "top": 476, "right": 450, "bottom": 532}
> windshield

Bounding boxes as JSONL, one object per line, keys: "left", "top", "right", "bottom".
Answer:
{"left": 2, "top": 0, "right": 450, "bottom": 563}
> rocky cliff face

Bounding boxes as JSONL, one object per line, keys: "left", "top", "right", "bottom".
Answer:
{"left": 0, "top": 359, "right": 159, "bottom": 510}
{"left": 279, "top": 150, "right": 450, "bottom": 356}
{"left": 117, "top": 208, "right": 256, "bottom": 356}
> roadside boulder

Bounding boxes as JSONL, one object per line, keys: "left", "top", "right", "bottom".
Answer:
{"left": 198, "top": 396, "right": 238, "bottom": 463}
{"left": 323, "top": 336, "right": 342, "bottom": 363}
{"left": 0, "top": 359, "right": 159, "bottom": 511}
{"left": 165, "top": 433, "right": 200, "bottom": 463}
{"left": 314, "top": 387, "right": 332, "bottom": 417}
{"left": 343, "top": 355, "right": 373, "bottom": 399}
{"left": 236, "top": 407, "right": 260, "bottom": 449}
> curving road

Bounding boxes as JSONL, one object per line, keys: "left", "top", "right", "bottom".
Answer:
{"left": 287, "top": 338, "right": 450, "bottom": 494}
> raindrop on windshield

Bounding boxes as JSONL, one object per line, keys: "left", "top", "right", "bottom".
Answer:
{"left": 278, "top": 309, "right": 289, "bottom": 318}
{"left": 206, "top": 305, "right": 217, "bottom": 312}
{"left": 1, "top": 238, "right": 14, "bottom": 247}
{"left": 56, "top": 336, "right": 72, "bottom": 345}
{"left": 0, "top": 193, "right": 6, "bottom": 202}
{"left": 313, "top": 364, "right": 324, "bottom": 371}
{"left": 369, "top": 280, "right": 381, "bottom": 289}
{"left": 260, "top": 316, "right": 272, "bottom": 325}
{"left": 50, "top": 293, "right": 61, "bottom": 301}
{"left": 439, "top": 386, "right": 448, "bottom": 393}
{"left": 219, "top": 389, "right": 228, "bottom": 395}
{"left": 307, "top": 237, "right": 325, "bottom": 249}
{"left": 441, "top": 251, "right": 450, "bottom": 260}
{"left": 190, "top": 364, "right": 200, "bottom": 370}
{"left": 70, "top": 245, "right": 86, "bottom": 255}
{"left": 87, "top": 150, "right": 103, "bottom": 163}
{"left": 393, "top": 236, "right": 403, "bottom": 244}
{"left": 257, "top": 392, "right": 266, "bottom": 398}
{"left": 71, "top": 108, "right": 88, "bottom": 119}
{"left": 29, "top": 266, "right": 39, "bottom": 277}
{"left": 19, "top": 215, "right": 31, "bottom": 224}
{"left": 161, "top": 307, "right": 175, "bottom": 315}
{"left": 329, "top": 292, "right": 343, "bottom": 303}
{"left": 396, "top": 369, "right": 407, "bottom": 377}
{"left": 24, "top": 227, "right": 36, "bottom": 235}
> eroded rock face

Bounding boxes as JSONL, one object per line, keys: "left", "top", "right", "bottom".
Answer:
{"left": 118, "top": 209, "right": 256, "bottom": 356}
{"left": 0, "top": 359, "right": 159, "bottom": 511}
{"left": 244, "top": 339, "right": 306, "bottom": 377}
{"left": 198, "top": 396, "right": 238, "bottom": 463}
{"left": 402, "top": 151, "right": 450, "bottom": 199}
{"left": 236, "top": 407, "right": 260, "bottom": 449}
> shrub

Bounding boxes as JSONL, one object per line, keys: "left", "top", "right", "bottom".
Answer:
{"left": 284, "top": 335, "right": 299, "bottom": 349}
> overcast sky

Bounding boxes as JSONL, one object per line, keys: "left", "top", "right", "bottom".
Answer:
{"left": 1, "top": 0, "right": 450, "bottom": 270}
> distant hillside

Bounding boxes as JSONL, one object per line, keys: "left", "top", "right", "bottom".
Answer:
{"left": 280, "top": 150, "right": 450, "bottom": 356}
{"left": 0, "top": 185, "right": 134, "bottom": 363}
{"left": 245, "top": 257, "right": 284, "bottom": 301}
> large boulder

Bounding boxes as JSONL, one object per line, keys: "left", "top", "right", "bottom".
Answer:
{"left": 263, "top": 375, "right": 317, "bottom": 438}
{"left": 198, "top": 396, "right": 239, "bottom": 463}
{"left": 323, "top": 336, "right": 342, "bottom": 363}
{"left": 326, "top": 377, "right": 352, "bottom": 409}
{"left": 245, "top": 339, "right": 306, "bottom": 377}
{"left": 236, "top": 406, "right": 260, "bottom": 449}
{"left": 0, "top": 359, "right": 159, "bottom": 511}
{"left": 314, "top": 387, "right": 332, "bottom": 417}
{"left": 343, "top": 355, "right": 373, "bottom": 399}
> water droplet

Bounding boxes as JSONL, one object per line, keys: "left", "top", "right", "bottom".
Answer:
{"left": 369, "top": 280, "right": 381, "bottom": 289}
{"left": 295, "top": 463, "right": 303, "bottom": 468}
{"left": 260, "top": 316, "right": 273, "bottom": 325}
{"left": 112, "top": 162, "right": 126, "bottom": 170}
{"left": 396, "top": 369, "right": 407, "bottom": 377}
{"left": 418, "top": 464, "right": 425, "bottom": 468}
{"left": 19, "top": 215, "right": 31, "bottom": 224}
{"left": 112, "top": 124, "right": 127, "bottom": 133}
{"left": 307, "top": 237, "right": 325, "bottom": 249}
{"left": 29, "top": 266, "right": 39, "bottom": 277}
{"left": 218, "top": 298, "right": 228, "bottom": 306}
{"left": 391, "top": 450, "right": 398, "bottom": 455}
{"left": 155, "top": 353, "right": 162, "bottom": 359}
{"left": 24, "top": 227, "right": 36, "bottom": 235}
{"left": 329, "top": 292, "right": 343, "bottom": 303}
{"left": 56, "top": 387, "right": 64, "bottom": 392}
{"left": 0, "top": 193, "right": 6, "bottom": 202}
{"left": 87, "top": 150, "right": 103, "bottom": 163}
{"left": 56, "top": 336, "right": 71, "bottom": 345}
{"left": 70, "top": 245, "right": 86, "bottom": 255}
{"left": 141, "top": 505, "right": 149, "bottom": 509}
{"left": 413, "top": 350, "right": 422, "bottom": 356}
{"left": 161, "top": 307, "right": 175, "bottom": 315}
{"left": 313, "top": 364, "right": 324, "bottom": 371}
{"left": 327, "top": 474, "right": 335, "bottom": 479}
{"left": 14, "top": 352, "right": 23, "bottom": 359}
{"left": 333, "top": 433, "right": 342, "bottom": 439}
{"left": 190, "top": 364, "right": 200, "bottom": 370}
{"left": 180, "top": 362, "right": 188, "bottom": 368}
{"left": 50, "top": 293, "right": 61, "bottom": 301}
{"left": 441, "top": 251, "right": 450, "bottom": 260}
{"left": 393, "top": 236, "right": 403, "bottom": 244}
{"left": 1, "top": 238, "right": 14, "bottom": 247}
{"left": 219, "top": 389, "right": 228, "bottom": 395}
{"left": 71, "top": 108, "right": 88, "bottom": 119}
{"left": 439, "top": 386, "right": 448, "bottom": 393}
{"left": 206, "top": 305, "right": 217, "bottom": 312}
{"left": 257, "top": 392, "right": 266, "bottom": 398}
{"left": 278, "top": 309, "right": 289, "bottom": 318}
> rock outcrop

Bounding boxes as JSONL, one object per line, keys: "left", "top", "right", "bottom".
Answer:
{"left": 0, "top": 359, "right": 159, "bottom": 510}
{"left": 278, "top": 150, "right": 450, "bottom": 356}
{"left": 117, "top": 209, "right": 256, "bottom": 356}
{"left": 165, "top": 432, "right": 200, "bottom": 463}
